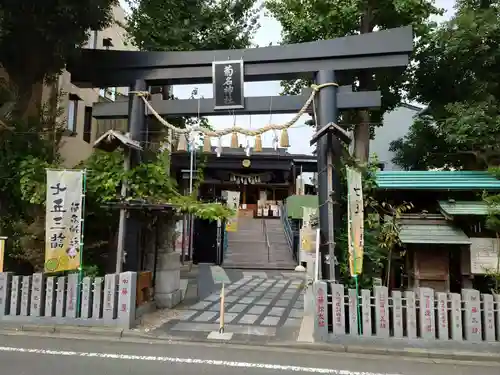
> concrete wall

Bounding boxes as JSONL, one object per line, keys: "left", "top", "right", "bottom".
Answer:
{"left": 371, "top": 104, "right": 422, "bottom": 171}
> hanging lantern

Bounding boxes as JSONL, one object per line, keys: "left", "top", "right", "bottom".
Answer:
{"left": 231, "top": 132, "right": 238, "bottom": 148}
{"left": 203, "top": 135, "right": 212, "bottom": 153}
{"left": 177, "top": 134, "right": 188, "bottom": 151}
{"left": 254, "top": 134, "right": 262, "bottom": 152}
{"left": 280, "top": 128, "right": 290, "bottom": 148}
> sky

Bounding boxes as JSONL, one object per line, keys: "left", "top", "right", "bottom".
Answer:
{"left": 119, "top": 0, "right": 457, "bottom": 155}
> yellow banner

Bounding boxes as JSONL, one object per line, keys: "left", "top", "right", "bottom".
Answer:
{"left": 226, "top": 214, "right": 239, "bottom": 232}
{"left": 44, "top": 170, "right": 83, "bottom": 273}
{"left": 347, "top": 167, "right": 364, "bottom": 276}
{"left": 299, "top": 227, "right": 316, "bottom": 263}
{"left": 0, "top": 237, "right": 5, "bottom": 272}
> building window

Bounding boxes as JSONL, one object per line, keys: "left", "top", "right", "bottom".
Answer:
{"left": 67, "top": 97, "right": 78, "bottom": 133}
{"left": 83, "top": 106, "right": 92, "bottom": 143}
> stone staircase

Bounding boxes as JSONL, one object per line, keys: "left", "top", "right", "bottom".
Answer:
{"left": 223, "top": 217, "right": 296, "bottom": 270}
{"left": 264, "top": 219, "right": 297, "bottom": 269}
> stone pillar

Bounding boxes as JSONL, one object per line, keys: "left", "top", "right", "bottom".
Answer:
{"left": 10, "top": 276, "right": 20, "bottom": 316}
{"left": 30, "top": 273, "right": 44, "bottom": 317}
{"left": 405, "top": 290, "right": 417, "bottom": 339}
{"left": 117, "top": 272, "right": 137, "bottom": 328}
{"left": 392, "top": 291, "right": 403, "bottom": 338}
{"left": 361, "top": 289, "right": 372, "bottom": 337}
{"left": 92, "top": 277, "right": 104, "bottom": 320}
{"left": 419, "top": 287, "right": 436, "bottom": 340}
{"left": 20, "top": 275, "right": 32, "bottom": 316}
{"left": 462, "top": 289, "right": 482, "bottom": 342}
{"left": 45, "top": 277, "right": 56, "bottom": 317}
{"left": 313, "top": 280, "right": 329, "bottom": 341}
{"left": 81, "top": 277, "right": 92, "bottom": 319}
{"left": 0, "top": 272, "right": 12, "bottom": 316}
{"left": 374, "top": 286, "right": 389, "bottom": 338}
{"left": 331, "top": 283, "right": 345, "bottom": 335}
{"left": 348, "top": 288, "right": 359, "bottom": 336}
{"left": 147, "top": 215, "right": 182, "bottom": 308}
{"left": 103, "top": 274, "right": 118, "bottom": 323}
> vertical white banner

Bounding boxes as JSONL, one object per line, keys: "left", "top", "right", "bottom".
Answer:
{"left": 45, "top": 170, "right": 83, "bottom": 273}
{"left": 224, "top": 190, "right": 240, "bottom": 232}
{"left": 347, "top": 167, "right": 364, "bottom": 276}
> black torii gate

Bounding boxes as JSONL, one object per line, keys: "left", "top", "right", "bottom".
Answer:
{"left": 67, "top": 26, "right": 412, "bottom": 279}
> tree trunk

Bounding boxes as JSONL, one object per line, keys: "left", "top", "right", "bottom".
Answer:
{"left": 3, "top": 66, "right": 42, "bottom": 119}
{"left": 385, "top": 248, "right": 392, "bottom": 288}
{"left": 353, "top": 4, "right": 374, "bottom": 164}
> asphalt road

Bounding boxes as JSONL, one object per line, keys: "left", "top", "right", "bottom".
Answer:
{"left": 0, "top": 333, "right": 498, "bottom": 375}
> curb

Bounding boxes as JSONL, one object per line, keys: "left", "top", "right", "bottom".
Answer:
{"left": 1, "top": 324, "right": 499, "bottom": 364}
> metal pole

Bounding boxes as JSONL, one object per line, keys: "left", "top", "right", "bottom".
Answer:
{"left": 188, "top": 141, "right": 196, "bottom": 261}
{"left": 118, "top": 79, "right": 146, "bottom": 273}
{"left": 115, "top": 152, "right": 130, "bottom": 274}
{"left": 76, "top": 169, "right": 87, "bottom": 317}
{"left": 316, "top": 70, "right": 340, "bottom": 281}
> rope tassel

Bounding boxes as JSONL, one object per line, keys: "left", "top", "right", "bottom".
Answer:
{"left": 280, "top": 128, "right": 290, "bottom": 148}
{"left": 231, "top": 132, "right": 238, "bottom": 148}
{"left": 132, "top": 82, "right": 339, "bottom": 143}
{"left": 177, "top": 134, "right": 188, "bottom": 151}
{"left": 254, "top": 134, "right": 262, "bottom": 152}
{"left": 203, "top": 135, "right": 212, "bottom": 153}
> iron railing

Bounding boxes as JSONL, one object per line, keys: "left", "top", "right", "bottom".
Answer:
{"left": 262, "top": 218, "right": 271, "bottom": 262}
{"left": 279, "top": 202, "right": 299, "bottom": 261}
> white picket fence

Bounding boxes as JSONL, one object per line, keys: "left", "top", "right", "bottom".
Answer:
{"left": 313, "top": 281, "right": 500, "bottom": 342}
{"left": 0, "top": 272, "right": 138, "bottom": 328}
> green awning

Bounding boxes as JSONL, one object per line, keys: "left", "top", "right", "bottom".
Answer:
{"left": 438, "top": 200, "right": 496, "bottom": 217}
{"left": 285, "top": 195, "right": 318, "bottom": 219}
{"left": 399, "top": 220, "right": 471, "bottom": 245}
{"left": 375, "top": 171, "right": 500, "bottom": 191}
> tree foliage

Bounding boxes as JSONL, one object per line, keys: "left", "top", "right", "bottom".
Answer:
{"left": 310, "top": 156, "right": 412, "bottom": 288}
{"left": 482, "top": 167, "right": 500, "bottom": 293}
{"left": 0, "top": 81, "right": 65, "bottom": 271}
{"left": 265, "top": 0, "right": 442, "bottom": 161}
{"left": 0, "top": 0, "right": 117, "bottom": 113}
{"left": 391, "top": 1, "right": 500, "bottom": 170}
{"left": 125, "top": 0, "right": 260, "bottom": 51}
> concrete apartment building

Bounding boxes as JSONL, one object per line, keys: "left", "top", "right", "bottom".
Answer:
{"left": 47, "top": 5, "right": 135, "bottom": 167}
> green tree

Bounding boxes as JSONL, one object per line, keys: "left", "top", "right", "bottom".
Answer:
{"left": 265, "top": 0, "right": 442, "bottom": 162}
{"left": 0, "top": 0, "right": 118, "bottom": 114}
{"left": 391, "top": 1, "right": 500, "bottom": 170}
{"left": 125, "top": 0, "right": 259, "bottom": 51}
{"left": 0, "top": 81, "right": 65, "bottom": 271}
{"left": 482, "top": 167, "right": 500, "bottom": 293}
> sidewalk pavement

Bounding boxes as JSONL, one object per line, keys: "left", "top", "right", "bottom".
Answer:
{"left": 1, "top": 320, "right": 500, "bottom": 364}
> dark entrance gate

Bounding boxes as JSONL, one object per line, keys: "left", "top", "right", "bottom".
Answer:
{"left": 68, "top": 27, "right": 412, "bottom": 278}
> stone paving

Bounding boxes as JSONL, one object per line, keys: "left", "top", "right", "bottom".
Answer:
{"left": 158, "top": 275, "right": 305, "bottom": 341}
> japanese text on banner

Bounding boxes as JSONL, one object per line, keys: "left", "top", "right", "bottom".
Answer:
{"left": 44, "top": 170, "right": 83, "bottom": 273}
{"left": 347, "top": 167, "right": 364, "bottom": 276}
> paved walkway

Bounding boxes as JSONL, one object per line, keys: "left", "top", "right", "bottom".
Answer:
{"left": 156, "top": 268, "right": 305, "bottom": 342}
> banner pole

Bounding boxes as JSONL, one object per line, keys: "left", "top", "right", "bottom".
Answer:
{"left": 76, "top": 169, "right": 87, "bottom": 317}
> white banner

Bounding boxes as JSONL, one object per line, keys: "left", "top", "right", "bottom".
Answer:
{"left": 347, "top": 167, "right": 364, "bottom": 276}
{"left": 223, "top": 190, "right": 240, "bottom": 232}
{"left": 44, "top": 170, "right": 84, "bottom": 273}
